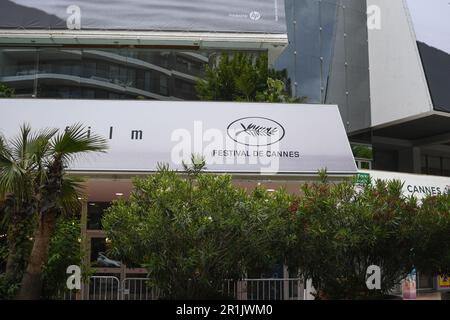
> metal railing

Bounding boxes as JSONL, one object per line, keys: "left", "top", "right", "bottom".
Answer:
{"left": 225, "top": 278, "right": 305, "bottom": 300}
{"left": 70, "top": 276, "right": 305, "bottom": 300}
{"left": 87, "top": 276, "right": 121, "bottom": 300}
{"left": 52, "top": 289, "right": 78, "bottom": 300}
{"left": 122, "top": 278, "right": 160, "bottom": 300}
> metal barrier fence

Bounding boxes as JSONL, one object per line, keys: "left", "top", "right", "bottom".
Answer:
{"left": 71, "top": 276, "right": 305, "bottom": 300}
{"left": 225, "top": 279, "right": 305, "bottom": 300}
{"left": 52, "top": 289, "right": 78, "bottom": 300}
{"left": 63, "top": 289, "right": 78, "bottom": 300}
{"left": 87, "top": 276, "right": 121, "bottom": 300}
{"left": 122, "top": 278, "right": 160, "bottom": 300}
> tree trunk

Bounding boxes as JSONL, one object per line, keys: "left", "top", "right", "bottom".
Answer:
{"left": 5, "top": 201, "right": 36, "bottom": 277}
{"left": 16, "top": 212, "right": 56, "bottom": 300}
{"left": 5, "top": 216, "right": 22, "bottom": 275}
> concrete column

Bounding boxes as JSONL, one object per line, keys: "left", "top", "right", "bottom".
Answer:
{"left": 398, "top": 147, "right": 422, "bottom": 174}
{"left": 412, "top": 147, "right": 422, "bottom": 174}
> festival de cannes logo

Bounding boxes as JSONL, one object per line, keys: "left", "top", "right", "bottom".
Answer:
{"left": 227, "top": 117, "right": 285, "bottom": 147}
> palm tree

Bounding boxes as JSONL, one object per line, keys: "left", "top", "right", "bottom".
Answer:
{"left": 16, "top": 124, "right": 107, "bottom": 299}
{"left": 0, "top": 125, "right": 55, "bottom": 287}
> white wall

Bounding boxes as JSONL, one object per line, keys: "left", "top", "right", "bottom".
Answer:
{"left": 359, "top": 169, "right": 450, "bottom": 199}
{"left": 367, "top": 0, "right": 433, "bottom": 127}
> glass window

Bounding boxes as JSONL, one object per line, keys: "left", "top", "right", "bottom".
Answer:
{"left": 428, "top": 156, "right": 442, "bottom": 176}
{"left": 90, "top": 237, "right": 119, "bottom": 268}
{"left": 421, "top": 155, "right": 428, "bottom": 174}
{"left": 1, "top": 47, "right": 240, "bottom": 100}
{"left": 160, "top": 75, "right": 168, "bottom": 96}
{"left": 275, "top": 0, "right": 370, "bottom": 131}
{"left": 417, "top": 273, "right": 434, "bottom": 290}
{"left": 174, "top": 78, "right": 196, "bottom": 100}
{"left": 0, "top": 48, "right": 38, "bottom": 97}
{"left": 295, "top": 53, "right": 322, "bottom": 103}
{"left": 90, "top": 237, "right": 106, "bottom": 263}
{"left": 373, "top": 149, "right": 398, "bottom": 172}
{"left": 442, "top": 157, "right": 450, "bottom": 177}
{"left": 87, "top": 202, "right": 111, "bottom": 230}
{"left": 359, "top": 161, "right": 371, "bottom": 170}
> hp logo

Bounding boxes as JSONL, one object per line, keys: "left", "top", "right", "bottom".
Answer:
{"left": 249, "top": 11, "right": 262, "bottom": 21}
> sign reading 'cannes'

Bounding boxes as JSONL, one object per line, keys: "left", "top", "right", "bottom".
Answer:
{"left": 359, "top": 170, "right": 450, "bottom": 200}
{"left": 0, "top": 99, "right": 357, "bottom": 175}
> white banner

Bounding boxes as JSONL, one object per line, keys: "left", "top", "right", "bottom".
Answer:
{"left": 0, "top": 99, "right": 357, "bottom": 175}
{"left": 0, "top": 0, "right": 286, "bottom": 34}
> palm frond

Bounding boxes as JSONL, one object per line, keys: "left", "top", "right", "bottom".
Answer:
{"left": 27, "top": 127, "right": 58, "bottom": 160}
{"left": 0, "top": 133, "right": 8, "bottom": 153}
{"left": 0, "top": 124, "right": 56, "bottom": 200}
{"left": 0, "top": 161, "right": 21, "bottom": 195}
{"left": 57, "top": 176, "right": 85, "bottom": 216}
{"left": 51, "top": 123, "right": 108, "bottom": 163}
{"left": 27, "top": 127, "right": 58, "bottom": 176}
{"left": 0, "top": 133, "right": 13, "bottom": 166}
{"left": 10, "top": 123, "right": 32, "bottom": 163}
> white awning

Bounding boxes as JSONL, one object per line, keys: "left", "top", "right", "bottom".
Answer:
{"left": 0, "top": 99, "right": 358, "bottom": 176}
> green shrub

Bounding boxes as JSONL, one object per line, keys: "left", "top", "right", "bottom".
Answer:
{"left": 0, "top": 273, "right": 21, "bottom": 299}
{"left": 42, "top": 217, "right": 82, "bottom": 299}
{"left": 102, "top": 163, "right": 291, "bottom": 299}
{"left": 196, "top": 53, "right": 303, "bottom": 103}
{"left": 412, "top": 192, "right": 450, "bottom": 277}
{"left": 287, "top": 175, "right": 419, "bottom": 299}
{"left": 0, "top": 83, "right": 15, "bottom": 98}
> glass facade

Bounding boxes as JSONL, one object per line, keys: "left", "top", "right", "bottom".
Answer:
{"left": 90, "top": 237, "right": 108, "bottom": 264}
{"left": 421, "top": 155, "right": 450, "bottom": 177}
{"left": 276, "top": 0, "right": 371, "bottom": 133}
{"left": 0, "top": 0, "right": 371, "bottom": 128}
{"left": 0, "top": 48, "right": 243, "bottom": 100}
{"left": 87, "top": 202, "right": 111, "bottom": 230}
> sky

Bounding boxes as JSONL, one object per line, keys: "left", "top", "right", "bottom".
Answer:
{"left": 406, "top": 0, "right": 450, "bottom": 54}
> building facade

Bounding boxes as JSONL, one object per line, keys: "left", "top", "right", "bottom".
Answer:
{"left": 0, "top": 0, "right": 449, "bottom": 298}
{"left": 365, "top": 0, "right": 450, "bottom": 177}
{"left": 1, "top": 1, "right": 448, "bottom": 176}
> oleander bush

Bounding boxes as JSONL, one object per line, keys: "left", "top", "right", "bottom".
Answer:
{"left": 102, "top": 160, "right": 292, "bottom": 299}
{"left": 0, "top": 83, "right": 15, "bottom": 98}
{"left": 411, "top": 192, "right": 450, "bottom": 278}
{"left": 102, "top": 164, "right": 450, "bottom": 300}
{"left": 286, "top": 174, "right": 420, "bottom": 299}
